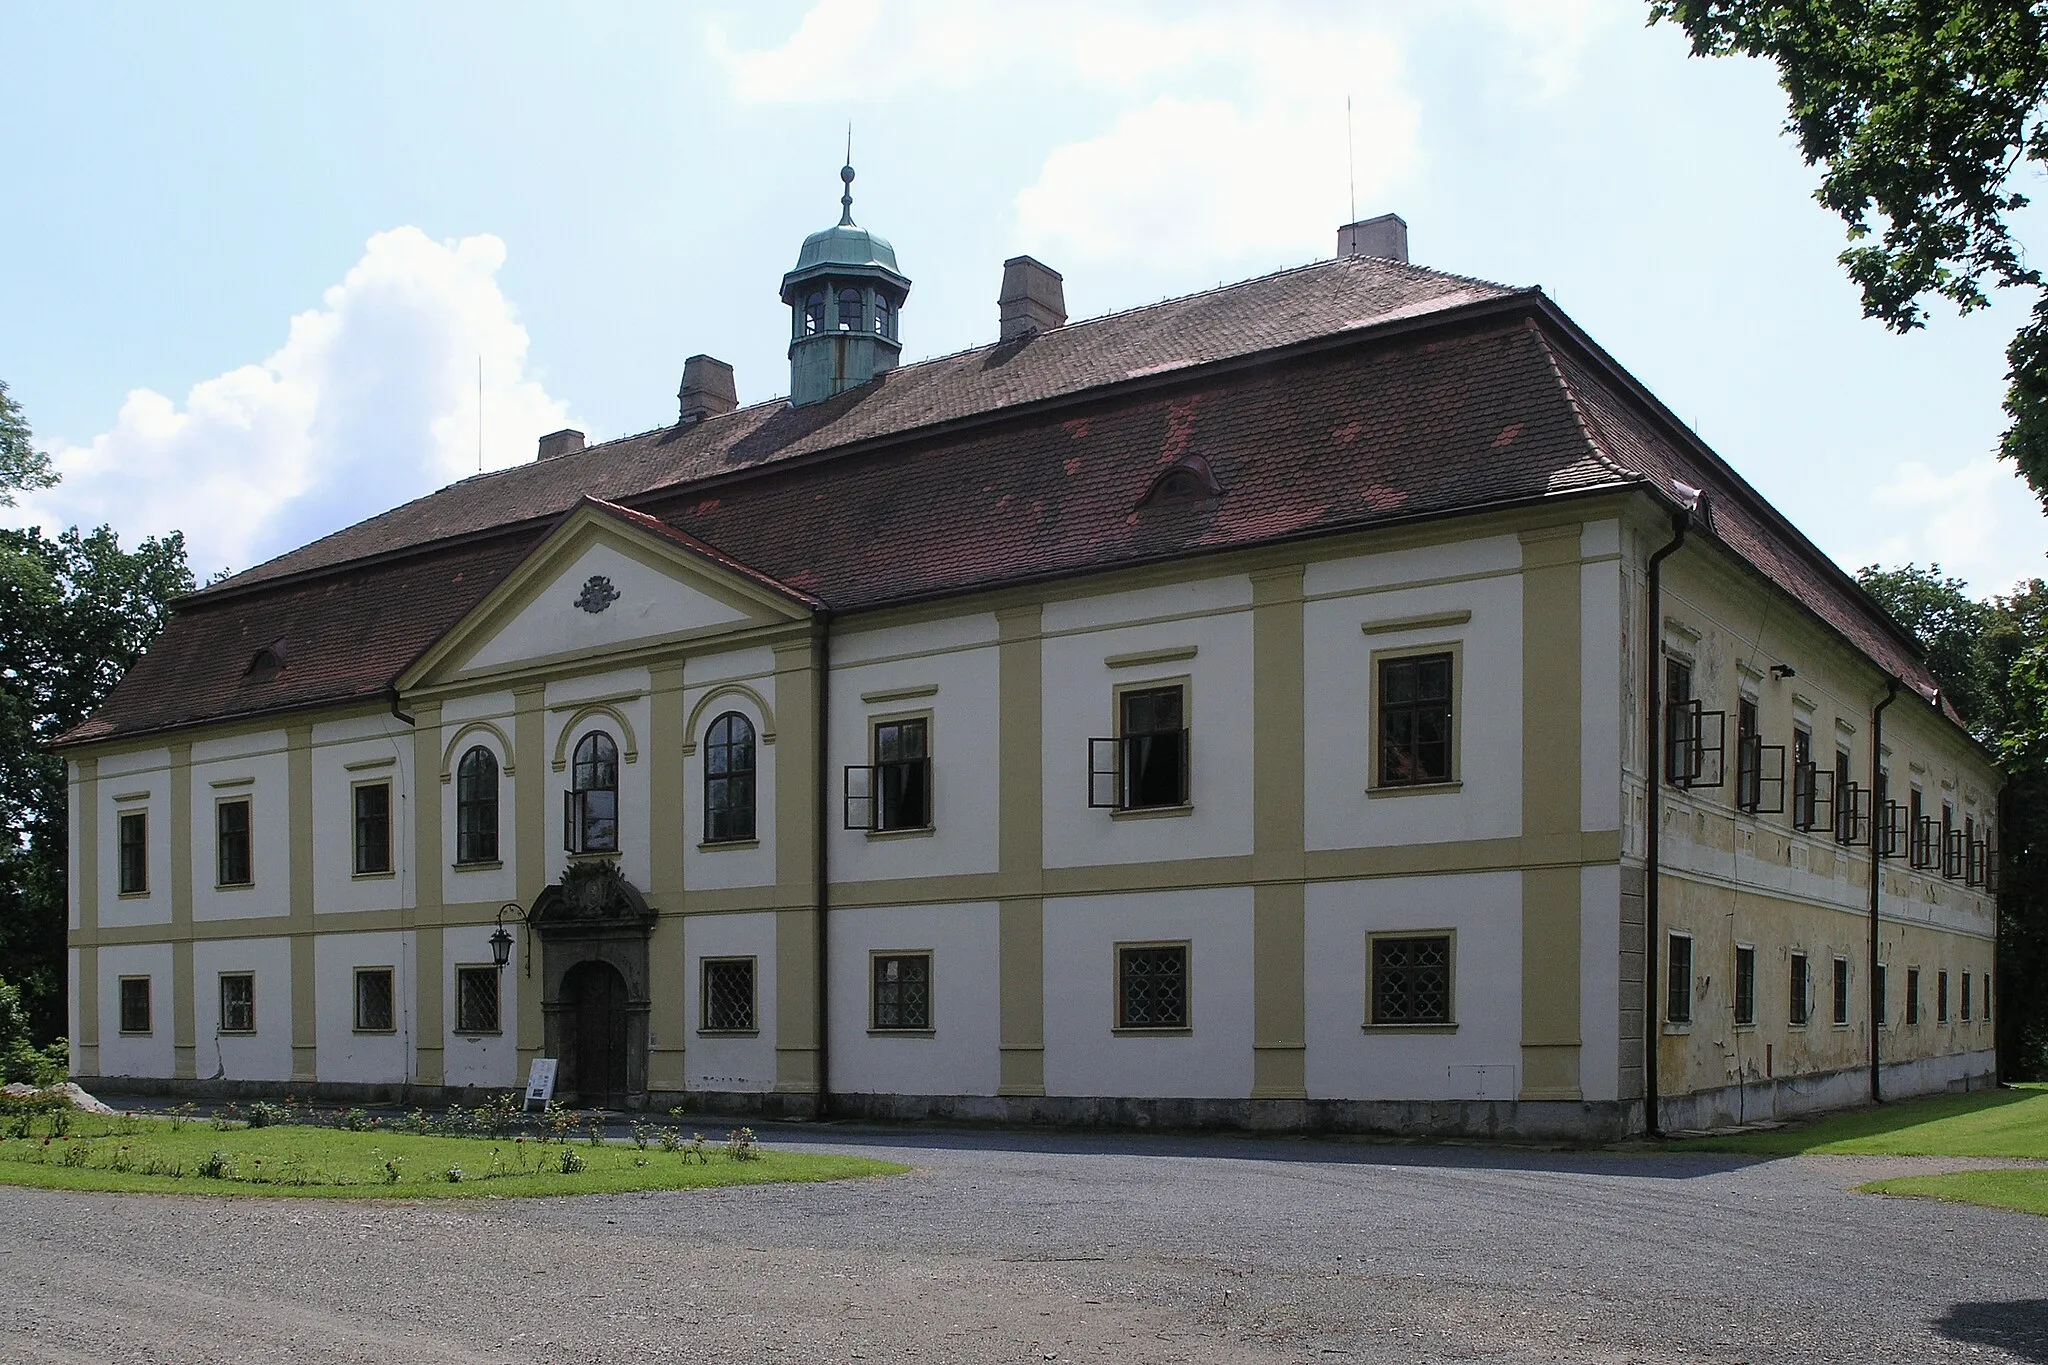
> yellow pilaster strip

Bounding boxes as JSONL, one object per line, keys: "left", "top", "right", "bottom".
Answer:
{"left": 411, "top": 701, "right": 444, "bottom": 1087}
{"left": 646, "top": 663, "right": 686, "bottom": 1092}
{"left": 1250, "top": 567, "right": 1308, "bottom": 1098}
{"left": 287, "top": 723, "right": 317, "bottom": 1081}
{"left": 997, "top": 604, "right": 1046, "bottom": 1096}
{"left": 169, "top": 742, "right": 195, "bottom": 1077}
{"left": 1519, "top": 526, "right": 1584, "bottom": 1100}
{"left": 513, "top": 684, "right": 545, "bottom": 1064}
{"left": 771, "top": 638, "right": 820, "bottom": 1093}
{"left": 73, "top": 759, "right": 99, "bottom": 1073}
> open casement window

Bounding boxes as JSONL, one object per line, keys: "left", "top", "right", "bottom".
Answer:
{"left": 216, "top": 799, "right": 252, "bottom": 887}
{"left": 1968, "top": 835, "right": 1989, "bottom": 888}
{"left": 1788, "top": 952, "right": 1810, "bottom": 1026}
{"left": 1909, "top": 788, "right": 1935, "bottom": 869}
{"left": 703, "top": 712, "right": 758, "bottom": 844}
{"left": 1987, "top": 843, "right": 2004, "bottom": 893}
{"left": 1665, "top": 932, "right": 1693, "bottom": 1025}
{"left": 118, "top": 810, "right": 148, "bottom": 894}
{"left": 1663, "top": 702, "right": 1725, "bottom": 789}
{"left": 219, "top": 973, "right": 255, "bottom": 1034}
{"left": 1833, "top": 752, "right": 1868, "bottom": 846}
{"left": 1879, "top": 800, "right": 1910, "bottom": 859}
{"left": 1791, "top": 728, "right": 1833, "bottom": 833}
{"left": 564, "top": 731, "right": 619, "bottom": 854}
{"left": 845, "top": 717, "right": 931, "bottom": 832}
{"left": 455, "top": 746, "right": 500, "bottom": 865}
{"left": 1734, "top": 699, "right": 1784, "bottom": 814}
{"left": 1089, "top": 685, "right": 1190, "bottom": 810}
{"left": 1378, "top": 652, "right": 1454, "bottom": 787}
{"left": 1944, "top": 828, "right": 1968, "bottom": 880}
{"left": 353, "top": 781, "right": 392, "bottom": 875}
{"left": 455, "top": 965, "right": 500, "bottom": 1034}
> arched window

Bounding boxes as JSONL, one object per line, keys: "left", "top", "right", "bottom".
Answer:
{"left": 703, "top": 712, "right": 757, "bottom": 844}
{"left": 455, "top": 746, "right": 499, "bottom": 865}
{"left": 567, "top": 731, "right": 618, "bottom": 854}
{"left": 804, "top": 291, "right": 825, "bottom": 336}
{"left": 838, "top": 287, "right": 863, "bottom": 331}
{"left": 874, "top": 294, "right": 892, "bottom": 340}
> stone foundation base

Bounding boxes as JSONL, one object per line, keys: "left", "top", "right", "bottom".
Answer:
{"left": 1655, "top": 1049, "right": 1998, "bottom": 1133}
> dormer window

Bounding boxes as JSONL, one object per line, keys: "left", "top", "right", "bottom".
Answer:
{"left": 838, "top": 287, "right": 863, "bottom": 331}
{"left": 804, "top": 291, "right": 825, "bottom": 336}
{"left": 244, "top": 644, "right": 285, "bottom": 685}
{"left": 1139, "top": 455, "right": 1222, "bottom": 509}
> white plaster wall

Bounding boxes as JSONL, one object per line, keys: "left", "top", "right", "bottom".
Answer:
{"left": 1040, "top": 610, "right": 1256, "bottom": 869}
{"left": 98, "top": 760, "right": 172, "bottom": 929}
{"left": 827, "top": 901, "right": 1001, "bottom": 1097}
{"left": 1302, "top": 872, "right": 1523, "bottom": 1101}
{"left": 313, "top": 930, "right": 416, "bottom": 1084}
{"left": 192, "top": 936, "right": 293, "bottom": 1081}
{"left": 189, "top": 739, "right": 291, "bottom": 922}
{"left": 1303, "top": 570, "right": 1523, "bottom": 851}
{"left": 96, "top": 942, "right": 175, "bottom": 1079}
{"left": 441, "top": 923, "right": 520, "bottom": 1089}
{"left": 439, "top": 706, "right": 518, "bottom": 909}
{"left": 1302, "top": 534, "right": 1521, "bottom": 599}
{"left": 65, "top": 769, "right": 80, "bottom": 933}
{"left": 682, "top": 667, "right": 777, "bottom": 892}
{"left": 544, "top": 670, "right": 653, "bottom": 889}
{"left": 312, "top": 715, "right": 415, "bottom": 916}
{"left": 1579, "top": 863, "right": 1622, "bottom": 1103}
{"left": 1042, "top": 887, "right": 1255, "bottom": 1099}
{"left": 828, "top": 632, "right": 1001, "bottom": 883}
{"left": 66, "top": 949, "right": 81, "bottom": 1072}
{"left": 833, "top": 613, "right": 1000, "bottom": 664}
{"left": 681, "top": 911, "right": 780, "bottom": 1092}
{"left": 1040, "top": 574, "right": 1253, "bottom": 634}
{"left": 1580, "top": 525, "right": 1623, "bottom": 835}
{"left": 465, "top": 540, "right": 749, "bottom": 673}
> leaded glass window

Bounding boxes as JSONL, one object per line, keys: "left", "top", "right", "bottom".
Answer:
{"left": 1378, "top": 652, "right": 1452, "bottom": 786}
{"left": 118, "top": 811, "right": 147, "bottom": 894}
{"left": 118, "top": 977, "right": 151, "bottom": 1034}
{"left": 219, "top": 973, "right": 255, "bottom": 1033}
{"left": 704, "top": 712, "right": 757, "bottom": 843}
{"left": 567, "top": 731, "right": 618, "bottom": 854}
{"left": 353, "top": 781, "right": 392, "bottom": 875}
{"left": 456, "top": 966, "right": 500, "bottom": 1034}
{"left": 871, "top": 953, "right": 931, "bottom": 1031}
{"left": 354, "top": 967, "right": 395, "bottom": 1032}
{"left": 456, "top": 746, "right": 499, "bottom": 864}
{"left": 1116, "top": 944, "right": 1188, "bottom": 1030}
{"left": 702, "top": 958, "right": 756, "bottom": 1033}
{"left": 1371, "top": 935, "right": 1452, "bottom": 1025}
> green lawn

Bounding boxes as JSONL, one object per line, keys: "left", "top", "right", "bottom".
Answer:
{"left": 0, "top": 1113, "right": 904, "bottom": 1198}
{"left": 1861, "top": 1169, "right": 2048, "bottom": 1217}
{"left": 1669, "top": 1086, "right": 2048, "bottom": 1159}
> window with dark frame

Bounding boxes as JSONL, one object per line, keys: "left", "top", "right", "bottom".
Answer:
{"left": 1734, "top": 945, "right": 1756, "bottom": 1026}
{"left": 118, "top": 977, "right": 151, "bottom": 1034}
{"left": 1907, "top": 967, "right": 1921, "bottom": 1026}
{"left": 118, "top": 810, "right": 148, "bottom": 895}
{"left": 837, "top": 287, "right": 863, "bottom": 331}
{"left": 566, "top": 731, "right": 619, "bottom": 854}
{"left": 1833, "top": 956, "right": 1851, "bottom": 1026}
{"left": 1938, "top": 969, "right": 1951, "bottom": 1022}
{"left": 353, "top": 781, "right": 392, "bottom": 876}
{"left": 1910, "top": 787, "right": 1928, "bottom": 868}
{"left": 803, "top": 290, "right": 825, "bottom": 335}
{"left": 875, "top": 718, "right": 930, "bottom": 830}
{"left": 1116, "top": 943, "right": 1189, "bottom": 1030}
{"left": 701, "top": 958, "right": 756, "bottom": 1033}
{"left": 1736, "top": 699, "right": 1761, "bottom": 811}
{"left": 1942, "top": 801, "right": 1959, "bottom": 878}
{"left": 1962, "top": 971, "right": 1973, "bottom": 1021}
{"left": 1378, "top": 652, "right": 1453, "bottom": 787}
{"left": 455, "top": 746, "right": 500, "bottom": 865}
{"left": 1789, "top": 952, "right": 1810, "bottom": 1026}
{"left": 1791, "top": 726, "right": 1819, "bottom": 830}
{"left": 1876, "top": 963, "right": 1888, "bottom": 1027}
{"left": 871, "top": 953, "right": 932, "bottom": 1031}
{"left": 1985, "top": 976, "right": 1993, "bottom": 1020}
{"left": 1120, "top": 685, "right": 1188, "bottom": 809}
{"left": 875, "top": 294, "right": 892, "bottom": 340}
{"left": 455, "top": 965, "right": 500, "bottom": 1034}
{"left": 1666, "top": 933, "right": 1693, "bottom": 1024}
{"left": 219, "top": 973, "right": 255, "bottom": 1033}
{"left": 703, "top": 712, "right": 758, "bottom": 843}
{"left": 354, "top": 967, "right": 395, "bottom": 1032}
{"left": 216, "top": 799, "right": 252, "bottom": 887}
{"left": 1370, "top": 935, "right": 1453, "bottom": 1026}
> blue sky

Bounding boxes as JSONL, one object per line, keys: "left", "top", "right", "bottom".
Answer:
{"left": 3, "top": 0, "right": 2043, "bottom": 593}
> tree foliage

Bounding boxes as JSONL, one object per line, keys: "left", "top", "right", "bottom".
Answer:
{"left": 1653, "top": 1, "right": 2048, "bottom": 506}
{"left": 1859, "top": 564, "right": 2048, "bottom": 1078}
{"left": 0, "top": 380, "right": 56, "bottom": 509}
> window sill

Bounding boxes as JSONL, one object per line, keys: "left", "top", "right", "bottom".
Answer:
{"left": 117, "top": 890, "right": 150, "bottom": 900}
{"left": 351, "top": 1028, "right": 398, "bottom": 1036}
{"left": 1367, "top": 780, "right": 1462, "bottom": 800}
{"left": 567, "top": 850, "right": 621, "bottom": 862}
{"left": 451, "top": 1030, "right": 503, "bottom": 1039}
{"left": 1733, "top": 1022, "right": 1757, "bottom": 1033}
{"left": 1831, "top": 1022, "right": 1851, "bottom": 1031}
{"left": 1362, "top": 1023, "right": 1458, "bottom": 1034}
{"left": 1111, "top": 1026, "right": 1192, "bottom": 1037}
{"left": 116, "top": 1030, "right": 153, "bottom": 1037}
{"left": 351, "top": 870, "right": 396, "bottom": 881}
{"left": 217, "top": 1029, "right": 257, "bottom": 1037}
{"left": 698, "top": 839, "right": 760, "bottom": 852}
{"left": 214, "top": 881, "right": 254, "bottom": 892}
{"left": 696, "top": 1029, "right": 760, "bottom": 1038}
{"left": 451, "top": 859, "right": 503, "bottom": 873}
{"left": 866, "top": 826, "right": 935, "bottom": 841}
{"left": 1662, "top": 1022, "right": 1692, "bottom": 1035}
{"left": 1109, "top": 804, "right": 1194, "bottom": 821}
{"left": 867, "top": 1028, "right": 936, "bottom": 1038}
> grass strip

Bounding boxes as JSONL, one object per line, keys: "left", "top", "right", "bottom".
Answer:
{"left": 1668, "top": 1085, "right": 2048, "bottom": 1159}
{"left": 1861, "top": 1169, "right": 2048, "bottom": 1218}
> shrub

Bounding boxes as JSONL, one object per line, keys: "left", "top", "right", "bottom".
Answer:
{"left": 246, "top": 1101, "right": 292, "bottom": 1129}
{"left": 725, "top": 1128, "right": 760, "bottom": 1162}
{"left": 337, "top": 1108, "right": 377, "bottom": 1132}
{"left": 199, "top": 1150, "right": 233, "bottom": 1180}
{"left": 559, "top": 1147, "right": 585, "bottom": 1174}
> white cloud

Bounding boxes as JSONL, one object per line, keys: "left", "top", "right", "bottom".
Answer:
{"left": 1865, "top": 456, "right": 2047, "bottom": 595}
{"left": 13, "top": 227, "right": 574, "bottom": 577}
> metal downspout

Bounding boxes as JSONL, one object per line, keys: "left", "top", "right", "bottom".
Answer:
{"left": 1869, "top": 677, "right": 1900, "bottom": 1103}
{"left": 1643, "top": 511, "right": 1690, "bottom": 1139}
{"left": 814, "top": 613, "right": 833, "bottom": 1119}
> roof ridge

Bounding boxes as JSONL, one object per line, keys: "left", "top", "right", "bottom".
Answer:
{"left": 1523, "top": 319, "right": 1638, "bottom": 487}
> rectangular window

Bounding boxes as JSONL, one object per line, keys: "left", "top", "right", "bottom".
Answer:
{"left": 455, "top": 965, "right": 500, "bottom": 1034}
{"left": 1377, "top": 652, "right": 1453, "bottom": 786}
{"left": 1876, "top": 963, "right": 1888, "bottom": 1027}
{"left": 1666, "top": 932, "right": 1693, "bottom": 1025}
{"left": 1938, "top": 969, "right": 1951, "bottom": 1023}
{"left": 1833, "top": 748, "right": 1858, "bottom": 844}
{"left": 1736, "top": 698, "right": 1761, "bottom": 811}
{"left": 1119, "top": 685, "right": 1188, "bottom": 809}
{"left": 1734, "top": 944, "right": 1756, "bottom": 1026}
{"left": 1833, "top": 956, "right": 1851, "bottom": 1027}
{"left": 1985, "top": 976, "right": 1993, "bottom": 1020}
{"left": 1116, "top": 943, "right": 1189, "bottom": 1030}
{"left": 1942, "top": 802, "right": 1959, "bottom": 878}
{"left": 1370, "top": 934, "right": 1453, "bottom": 1026}
{"left": 701, "top": 957, "right": 757, "bottom": 1033}
{"left": 1664, "top": 658, "right": 1694, "bottom": 785}
{"left": 1906, "top": 968, "right": 1920, "bottom": 1026}
{"left": 216, "top": 799, "right": 252, "bottom": 887}
{"left": 1791, "top": 725, "right": 1821, "bottom": 830}
{"left": 118, "top": 976, "right": 151, "bottom": 1035}
{"left": 848, "top": 717, "right": 931, "bottom": 832}
{"left": 1909, "top": 787, "right": 1928, "bottom": 867}
{"left": 353, "top": 967, "right": 395, "bottom": 1032}
{"left": 219, "top": 973, "right": 255, "bottom": 1034}
{"left": 870, "top": 953, "right": 932, "bottom": 1031}
{"left": 1962, "top": 971, "right": 1973, "bottom": 1022}
{"left": 118, "top": 811, "right": 148, "bottom": 895}
{"left": 1789, "top": 952, "right": 1810, "bottom": 1026}
{"left": 353, "top": 781, "right": 392, "bottom": 876}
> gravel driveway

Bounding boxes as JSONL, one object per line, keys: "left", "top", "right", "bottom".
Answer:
{"left": 4, "top": 1123, "right": 2045, "bottom": 1364}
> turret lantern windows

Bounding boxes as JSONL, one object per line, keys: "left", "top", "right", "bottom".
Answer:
{"left": 804, "top": 291, "right": 826, "bottom": 336}
{"left": 703, "top": 712, "right": 758, "bottom": 844}
{"left": 875, "top": 293, "right": 892, "bottom": 340}
{"left": 566, "top": 731, "right": 619, "bottom": 855}
{"left": 456, "top": 746, "right": 500, "bottom": 865}
{"left": 838, "top": 287, "right": 863, "bottom": 331}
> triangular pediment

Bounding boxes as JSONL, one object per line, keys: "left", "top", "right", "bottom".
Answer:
{"left": 400, "top": 499, "right": 817, "bottom": 690}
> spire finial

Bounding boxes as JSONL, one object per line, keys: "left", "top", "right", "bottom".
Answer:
{"left": 839, "top": 124, "right": 856, "bottom": 226}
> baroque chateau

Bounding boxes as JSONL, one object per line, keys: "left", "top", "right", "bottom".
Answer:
{"left": 57, "top": 169, "right": 2000, "bottom": 1135}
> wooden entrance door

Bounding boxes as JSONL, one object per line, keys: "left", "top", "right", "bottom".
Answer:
{"left": 564, "top": 959, "right": 629, "bottom": 1108}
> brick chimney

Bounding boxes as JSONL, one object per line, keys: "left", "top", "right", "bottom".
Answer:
{"left": 999, "top": 256, "right": 1066, "bottom": 340}
{"left": 536, "top": 429, "right": 585, "bottom": 461}
{"left": 1337, "top": 213, "right": 1408, "bottom": 263}
{"left": 679, "top": 355, "right": 738, "bottom": 423}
